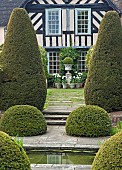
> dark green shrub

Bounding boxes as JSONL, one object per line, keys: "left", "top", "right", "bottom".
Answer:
{"left": 65, "top": 105, "right": 112, "bottom": 137}
{"left": 84, "top": 11, "right": 122, "bottom": 112}
{"left": 110, "top": 121, "right": 122, "bottom": 135}
{"left": 47, "top": 74, "right": 55, "bottom": 87}
{"left": 92, "top": 131, "right": 122, "bottom": 170}
{"left": 0, "top": 8, "right": 47, "bottom": 111}
{"left": 85, "top": 45, "right": 95, "bottom": 69}
{"left": 0, "top": 105, "right": 47, "bottom": 137}
{"left": 0, "top": 131, "right": 31, "bottom": 169}
{"left": 39, "top": 46, "right": 48, "bottom": 78}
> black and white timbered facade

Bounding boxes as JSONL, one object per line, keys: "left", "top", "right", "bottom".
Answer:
{"left": 0, "top": 0, "right": 121, "bottom": 74}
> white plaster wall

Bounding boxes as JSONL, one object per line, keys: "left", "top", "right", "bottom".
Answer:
{"left": 36, "top": 34, "right": 43, "bottom": 46}
{"left": 0, "top": 27, "right": 5, "bottom": 45}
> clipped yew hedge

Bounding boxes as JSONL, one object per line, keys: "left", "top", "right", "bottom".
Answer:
{"left": 92, "top": 131, "right": 122, "bottom": 170}
{"left": 84, "top": 11, "right": 122, "bottom": 112}
{"left": 0, "top": 105, "right": 47, "bottom": 137}
{"left": 0, "top": 8, "right": 47, "bottom": 111}
{"left": 65, "top": 105, "right": 112, "bottom": 137}
{"left": 0, "top": 131, "right": 30, "bottom": 169}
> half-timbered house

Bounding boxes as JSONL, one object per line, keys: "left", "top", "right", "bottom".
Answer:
{"left": 0, "top": 0, "right": 121, "bottom": 74}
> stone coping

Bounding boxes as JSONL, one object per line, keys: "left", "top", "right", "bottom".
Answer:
{"left": 31, "top": 164, "right": 92, "bottom": 170}
{"left": 24, "top": 143, "right": 99, "bottom": 151}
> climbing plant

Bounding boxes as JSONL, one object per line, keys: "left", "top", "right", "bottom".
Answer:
{"left": 59, "top": 46, "right": 80, "bottom": 76}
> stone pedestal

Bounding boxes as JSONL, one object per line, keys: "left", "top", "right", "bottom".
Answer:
{"left": 66, "top": 71, "right": 72, "bottom": 85}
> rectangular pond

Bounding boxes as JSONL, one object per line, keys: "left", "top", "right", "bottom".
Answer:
{"left": 27, "top": 150, "right": 95, "bottom": 165}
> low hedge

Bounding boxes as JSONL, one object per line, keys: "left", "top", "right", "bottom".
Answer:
{"left": 0, "top": 131, "right": 30, "bottom": 169}
{"left": 0, "top": 105, "right": 47, "bottom": 137}
{"left": 65, "top": 105, "right": 112, "bottom": 137}
{"left": 92, "top": 131, "right": 122, "bottom": 170}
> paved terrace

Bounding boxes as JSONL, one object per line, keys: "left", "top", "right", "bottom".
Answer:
{"left": 23, "top": 125, "right": 109, "bottom": 170}
{"left": 1, "top": 89, "right": 122, "bottom": 169}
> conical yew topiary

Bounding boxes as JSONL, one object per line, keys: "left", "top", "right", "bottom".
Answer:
{"left": 84, "top": 11, "right": 122, "bottom": 112}
{"left": 0, "top": 8, "right": 47, "bottom": 111}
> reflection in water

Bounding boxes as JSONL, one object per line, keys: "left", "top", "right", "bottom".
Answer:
{"left": 28, "top": 151, "right": 95, "bottom": 165}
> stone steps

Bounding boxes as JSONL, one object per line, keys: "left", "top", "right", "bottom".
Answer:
{"left": 44, "top": 114, "right": 68, "bottom": 120}
{"left": 43, "top": 109, "right": 122, "bottom": 126}
{"left": 46, "top": 120, "right": 66, "bottom": 125}
{"left": 43, "top": 110, "right": 70, "bottom": 125}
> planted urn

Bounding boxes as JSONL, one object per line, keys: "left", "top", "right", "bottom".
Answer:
{"left": 63, "top": 57, "right": 73, "bottom": 71}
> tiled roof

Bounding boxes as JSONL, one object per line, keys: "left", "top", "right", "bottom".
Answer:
{"left": 0, "top": 0, "right": 28, "bottom": 26}
{"left": 0, "top": 0, "right": 121, "bottom": 27}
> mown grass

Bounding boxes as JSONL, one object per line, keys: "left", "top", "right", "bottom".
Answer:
{"left": 44, "top": 88, "right": 85, "bottom": 108}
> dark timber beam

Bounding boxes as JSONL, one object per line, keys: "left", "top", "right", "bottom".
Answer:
{"left": 26, "top": 3, "right": 112, "bottom": 13}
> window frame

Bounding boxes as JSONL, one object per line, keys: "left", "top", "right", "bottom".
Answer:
{"left": 75, "top": 8, "right": 91, "bottom": 35}
{"left": 47, "top": 52, "right": 60, "bottom": 74}
{"left": 45, "top": 8, "right": 61, "bottom": 36}
{"left": 77, "top": 51, "right": 87, "bottom": 72}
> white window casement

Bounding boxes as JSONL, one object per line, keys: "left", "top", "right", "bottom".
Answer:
{"left": 46, "top": 8, "right": 61, "bottom": 35}
{"left": 77, "top": 51, "right": 87, "bottom": 72}
{"left": 47, "top": 52, "right": 60, "bottom": 74}
{"left": 75, "top": 8, "right": 91, "bottom": 35}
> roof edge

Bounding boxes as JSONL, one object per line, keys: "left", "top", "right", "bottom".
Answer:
{"left": 106, "top": 0, "right": 121, "bottom": 14}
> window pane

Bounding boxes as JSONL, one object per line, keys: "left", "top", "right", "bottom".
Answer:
{"left": 77, "top": 9, "right": 90, "bottom": 34}
{"left": 48, "top": 52, "right": 60, "bottom": 74}
{"left": 77, "top": 51, "right": 87, "bottom": 72}
{"left": 47, "top": 10, "right": 60, "bottom": 35}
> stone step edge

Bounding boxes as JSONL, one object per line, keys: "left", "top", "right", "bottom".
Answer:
{"left": 31, "top": 164, "right": 92, "bottom": 170}
{"left": 43, "top": 111, "right": 71, "bottom": 115}
{"left": 45, "top": 115, "right": 68, "bottom": 119}
{"left": 46, "top": 121, "right": 66, "bottom": 125}
{"left": 24, "top": 144, "right": 99, "bottom": 150}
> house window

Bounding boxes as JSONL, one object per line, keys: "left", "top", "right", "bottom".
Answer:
{"left": 75, "top": 8, "right": 91, "bottom": 34}
{"left": 48, "top": 52, "right": 60, "bottom": 74}
{"left": 77, "top": 51, "right": 87, "bottom": 72}
{"left": 46, "top": 9, "right": 61, "bottom": 35}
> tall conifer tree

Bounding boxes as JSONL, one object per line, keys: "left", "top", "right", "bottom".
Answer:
{"left": 84, "top": 11, "right": 122, "bottom": 112}
{"left": 0, "top": 8, "right": 47, "bottom": 111}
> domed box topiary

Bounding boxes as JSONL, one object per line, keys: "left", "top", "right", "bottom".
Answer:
{"left": 63, "top": 57, "right": 74, "bottom": 64}
{"left": 65, "top": 105, "right": 112, "bottom": 137}
{"left": 0, "top": 105, "right": 47, "bottom": 137}
{"left": 63, "top": 57, "right": 74, "bottom": 71}
{"left": 0, "top": 131, "right": 31, "bottom": 170}
{"left": 92, "top": 131, "right": 122, "bottom": 170}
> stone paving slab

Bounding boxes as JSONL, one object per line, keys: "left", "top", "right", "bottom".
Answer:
{"left": 31, "top": 164, "right": 92, "bottom": 170}
{"left": 23, "top": 126, "right": 109, "bottom": 150}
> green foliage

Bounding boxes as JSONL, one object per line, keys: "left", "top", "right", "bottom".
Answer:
{"left": 63, "top": 57, "right": 74, "bottom": 64}
{"left": 47, "top": 74, "right": 55, "bottom": 87}
{"left": 0, "top": 8, "right": 47, "bottom": 111}
{"left": 0, "top": 105, "right": 47, "bottom": 137}
{"left": 92, "top": 131, "right": 122, "bottom": 170}
{"left": 0, "top": 131, "right": 31, "bottom": 170}
{"left": 39, "top": 46, "right": 48, "bottom": 78}
{"left": 84, "top": 11, "right": 122, "bottom": 112}
{"left": 85, "top": 46, "right": 95, "bottom": 69}
{"left": 110, "top": 121, "right": 122, "bottom": 135}
{"left": 65, "top": 105, "right": 112, "bottom": 137}
{"left": 14, "top": 136, "right": 23, "bottom": 147}
{"left": 59, "top": 46, "right": 80, "bottom": 76}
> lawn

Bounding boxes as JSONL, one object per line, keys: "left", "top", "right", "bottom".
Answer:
{"left": 44, "top": 88, "right": 85, "bottom": 108}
